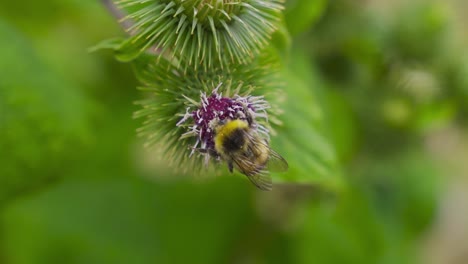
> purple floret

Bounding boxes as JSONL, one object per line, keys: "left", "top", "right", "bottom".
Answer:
{"left": 192, "top": 94, "right": 250, "bottom": 150}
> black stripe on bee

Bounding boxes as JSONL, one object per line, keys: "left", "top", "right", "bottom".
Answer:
{"left": 222, "top": 128, "right": 246, "bottom": 152}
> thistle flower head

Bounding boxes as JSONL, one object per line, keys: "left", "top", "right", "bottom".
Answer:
{"left": 132, "top": 52, "right": 283, "bottom": 172}
{"left": 116, "top": 0, "right": 284, "bottom": 69}
{"left": 177, "top": 83, "right": 270, "bottom": 165}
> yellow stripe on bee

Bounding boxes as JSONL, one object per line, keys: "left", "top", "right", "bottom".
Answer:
{"left": 214, "top": 119, "right": 248, "bottom": 150}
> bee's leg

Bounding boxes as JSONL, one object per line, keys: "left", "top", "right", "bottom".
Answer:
{"left": 240, "top": 104, "right": 254, "bottom": 126}
{"left": 246, "top": 112, "right": 253, "bottom": 126}
{"left": 194, "top": 148, "right": 208, "bottom": 153}
{"left": 208, "top": 149, "right": 219, "bottom": 158}
{"left": 228, "top": 161, "right": 234, "bottom": 173}
{"left": 192, "top": 147, "right": 218, "bottom": 158}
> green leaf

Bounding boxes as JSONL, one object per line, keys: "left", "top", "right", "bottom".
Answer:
{"left": 290, "top": 149, "right": 440, "bottom": 264}
{"left": 355, "top": 150, "right": 440, "bottom": 237}
{"left": 0, "top": 20, "right": 90, "bottom": 204}
{"left": 292, "top": 187, "right": 416, "bottom": 264}
{"left": 88, "top": 37, "right": 124, "bottom": 53}
{"left": 3, "top": 177, "right": 254, "bottom": 264}
{"left": 284, "top": 0, "right": 328, "bottom": 36}
{"left": 271, "top": 47, "right": 342, "bottom": 190}
{"left": 270, "top": 16, "right": 292, "bottom": 60}
{"left": 115, "top": 38, "right": 146, "bottom": 62}
{"left": 323, "top": 88, "right": 358, "bottom": 162}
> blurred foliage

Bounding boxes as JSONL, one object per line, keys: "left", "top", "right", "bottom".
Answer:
{"left": 284, "top": 0, "right": 327, "bottom": 36}
{"left": 274, "top": 47, "right": 341, "bottom": 188}
{"left": 305, "top": 0, "right": 465, "bottom": 155}
{"left": 0, "top": 20, "right": 90, "bottom": 205}
{"left": 3, "top": 177, "right": 255, "bottom": 264}
{"left": 1, "top": 0, "right": 467, "bottom": 263}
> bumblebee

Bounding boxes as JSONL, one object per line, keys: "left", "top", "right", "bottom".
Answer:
{"left": 213, "top": 119, "right": 288, "bottom": 191}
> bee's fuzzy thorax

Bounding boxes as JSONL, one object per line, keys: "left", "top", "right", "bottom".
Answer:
{"left": 214, "top": 119, "right": 249, "bottom": 154}
{"left": 177, "top": 84, "right": 270, "bottom": 165}
{"left": 216, "top": 119, "right": 249, "bottom": 136}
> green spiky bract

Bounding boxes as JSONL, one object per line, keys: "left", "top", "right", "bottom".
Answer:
{"left": 132, "top": 49, "right": 283, "bottom": 174}
{"left": 116, "top": 0, "right": 284, "bottom": 70}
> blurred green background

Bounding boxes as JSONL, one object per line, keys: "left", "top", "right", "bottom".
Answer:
{"left": 1, "top": 0, "right": 468, "bottom": 263}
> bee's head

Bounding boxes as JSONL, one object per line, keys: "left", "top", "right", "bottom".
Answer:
{"left": 211, "top": 118, "right": 249, "bottom": 134}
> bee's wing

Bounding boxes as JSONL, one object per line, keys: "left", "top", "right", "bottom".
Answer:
{"left": 246, "top": 171, "right": 273, "bottom": 191}
{"left": 265, "top": 148, "right": 289, "bottom": 172}
{"left": 230, "top": 154, "right": 273, "bottom": 191}
{"left": 234, "top": 131, "right": 288, "bottom": 191}
{"left": 245, "top": 132, "right": 289, "bottom": 173}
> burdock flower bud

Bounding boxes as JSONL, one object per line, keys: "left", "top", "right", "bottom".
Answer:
{"left": 116, "top": 0, "right": 284, "bottom": 69}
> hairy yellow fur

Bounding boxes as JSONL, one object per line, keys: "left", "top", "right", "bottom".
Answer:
{"left": 214, "top": 119, "right": 248, "bottom": 154}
